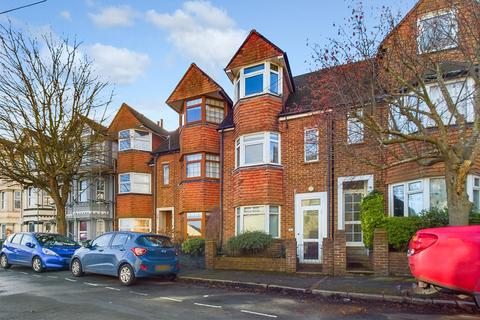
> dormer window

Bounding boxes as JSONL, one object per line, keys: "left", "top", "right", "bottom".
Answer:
{"left": 417, "top": 10, "right": 458, "bottom": 53}
{"left": 235, "top": 62, "right": 282, "bottom": 101}
{"left": 118, "top": 129, "right": 152, "bottom": 152}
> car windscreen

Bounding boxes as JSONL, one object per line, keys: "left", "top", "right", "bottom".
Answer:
{"left": 35, "top": 234, "right": 78, "bottom": 247}
{"left": 136, "top": 236, "right": 173, "bottom": 248}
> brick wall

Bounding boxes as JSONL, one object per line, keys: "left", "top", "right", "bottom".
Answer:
{"left": 389, "top": 252, "right": 411, "bottom": 276}
{"left": 322, "top": 238, "right": 334, "bottom": 275}
{"left": 333, "top": 231, "right": 347, "bottom": 276}
{"left": 373, "top": 229, "right": 389, "bottom": 276}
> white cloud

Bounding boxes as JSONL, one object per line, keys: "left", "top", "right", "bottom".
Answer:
{"left": 88, "top": 43, "right": 150, "bottom": 85}
{"left": 89, "top": 5, "right": 137, "bottom": 27}
{"left": 60, "top": 11, "right": 71, "bottom": 21}
{"left": 146, "top": 1, "right": 246, "bottom": 71}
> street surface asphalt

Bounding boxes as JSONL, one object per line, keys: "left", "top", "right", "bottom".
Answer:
{"left": 0, "top": 266, "right": 478, "bottom": 319}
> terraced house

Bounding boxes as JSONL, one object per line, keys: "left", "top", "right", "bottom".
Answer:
{"left": 108, "top": 0, "right": 480, "bottom": 273}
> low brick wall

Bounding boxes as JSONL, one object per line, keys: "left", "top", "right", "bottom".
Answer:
{"left": 389, "top": 251, "right": 411, "bottom": 276}
{"left": 214, "top": 256, "right": 289, "bottom": 272}
{"left": 205, "top": 239, "right": 296, "bottom": 273}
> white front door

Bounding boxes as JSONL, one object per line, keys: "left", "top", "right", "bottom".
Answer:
{"left": 295, "top": 192, "right": 328, "bottom": 264}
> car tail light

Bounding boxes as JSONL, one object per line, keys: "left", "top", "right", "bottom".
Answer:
{"left": 140, "top": 264, "right": 148, "bottom": 271}
{"left": 408, "top": 233, "right": 438, "bottom": 256}
{"left": 131, "top": 247, "right": 147, "bottom": 256}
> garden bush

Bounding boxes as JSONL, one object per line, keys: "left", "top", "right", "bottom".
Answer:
{"left": 181, "top": 237, "right": 205, "bottom": 256}
{"left": 359, "top": 190, "right": 386, "bottom": 249}
{"left": 226, "top": 231, "right": 273, "bottom": 256}
{"left": 470, "top": 212, "right": 480, "bottom": 225}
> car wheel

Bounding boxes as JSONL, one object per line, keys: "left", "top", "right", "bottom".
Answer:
{"left": 118, "top": 264, "right": 135, "bottom": 286}
{"left": 71, "top": 259, "right": 84, "bottom": 277}
{"left": 0, "top": 254, "right": 11, "bottom": 269}
{"left": 32, "top": 256, "right": 44, "bottom": 273}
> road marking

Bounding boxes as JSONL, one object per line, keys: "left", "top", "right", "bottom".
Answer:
{"left": 129, "top": 291, "right": 149, "bottom": 296}
{"left": 194, "top": 303, "right": 222, "bottom": 309}
{"left": 32, "top": 274, "right": 42, "bottom": 278}
{"left": 47, "top": 276, "right": 58, "bottom": 279}
{"left": 20, "top": 272, "right": 29, "bottom": 275}
{"left": 159, "top": 297, "right": 183, "bottom": 302}
{"left": 84, "top": 282, "right": 101, "bottom": 287}
{"left": 64, "top": 278, "right": 77, "bottom": 282}
{"left": 241, "top": 310, "right": 278, "bottom": 318}
{"left": 105, "top": 287, "right": 121, "bottom": 291}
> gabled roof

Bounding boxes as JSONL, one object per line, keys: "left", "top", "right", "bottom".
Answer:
{"left": 166, "top": 63, "right": 232, "bottom": 112}
{"left": 108, "top": 103, "right": 168, "bottom": 136}
{"left": 225, "top": 29, "right": 284, "bottom": 72}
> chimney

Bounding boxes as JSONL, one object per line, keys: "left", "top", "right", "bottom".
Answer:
{"left": 157, "top": 119, "right": 164, "bottom": 128}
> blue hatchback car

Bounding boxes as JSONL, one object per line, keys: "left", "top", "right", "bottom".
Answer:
{"left": 70, "top": 232, "right": 179, "bottom": 286}
{"left": 0, "top": 232, "right": 80, "bottom": 272}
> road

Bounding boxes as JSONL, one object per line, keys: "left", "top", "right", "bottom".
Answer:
{"left": 0, "top": 266, "right": 477, "bottom": 320}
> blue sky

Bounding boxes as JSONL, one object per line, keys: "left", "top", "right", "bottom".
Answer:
{"left": 1, "top": 0, "right": 415, "bottom": 131}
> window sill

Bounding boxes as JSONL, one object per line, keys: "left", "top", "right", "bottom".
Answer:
{"left": 234, "top": 163, "right": 283, "bottom": 172}
{"left": 117, "top": 192, "right": 152, "bottom": 196}
{"left": 118, "top": 148, "right": 152, "bottom": 153}
{"left": 417, "top": 45, "right": 458, "bottom": 55}
{"left": 304, "top": 159, "right": 319, "bottom": 164}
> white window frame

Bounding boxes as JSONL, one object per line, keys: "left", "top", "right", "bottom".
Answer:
{"left": 388, "top": 177, "right": 449, "bottom": 217}
{"left": 96, "top": 178, "right": 105, "bottom": 201}
{"left": 467, "top": 175, "right": 480, "bottom": 212}
{"left": 347, "top": 109, "right": 364, "bottom": 144}
{"left": 163, "top": 163, "right": 170, "bottom": 185}
{"left": 14, "top": 191, "right": 21, "bottom": 210}
{"left": 236, "top": 62, "right": 283, "bottom": 101}
{"left": 118, "top": 172, "right": 151, "bottom": 194}
{"left": 205, "top": 154, "right": 220, "bottom": 179}
{"left": 1, "top": 192, "right": 6, "bottom": 210}
{"left": 235, "top": 132, "right": 281, "bottom": 168}
{"left": 337, "top": 175, "right": 374, "bottom": 230}
{"left": 118, "top": 129, "right": 152, "bottom": 152}
{"left": 28, "top": 187, "right": 38, "bottom": 208}
{"left": 417, "top": 9, "right": 458, "bottom": 54}
{"left": 304, "top": 128, "right": 319, "bottom": 162}
{"left": 205, "top": 98, "right": 225, "bottom": 124}
{"left": 118, "top": 218, "right": 151, "bottom": 232}
{"left": 78, "top": 179, "right": 89, "bottom": 203}
{"left": 235, "top": 205, "right": 281, "bottom": 238}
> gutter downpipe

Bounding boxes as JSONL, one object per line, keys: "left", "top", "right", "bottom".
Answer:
{"left": 327, "top": 111, "right": 334, "bottom": 239}
{"left": 152, "top": 153, "right": 158, "bottom": 234}
{"left": 219, "top": 128, "right": 225, "bottom": 248}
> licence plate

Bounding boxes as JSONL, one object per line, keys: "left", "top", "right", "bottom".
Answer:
{"left": 155, "top": 265, "right": 170, "bottom": 271}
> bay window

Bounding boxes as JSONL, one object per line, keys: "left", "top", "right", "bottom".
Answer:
{"left": 14, "top": 191, "right": 21, "bottom": 209}
{"left": 185, "top": 153, "right": 202, "bottom": 178}
{"left": 78, "top": 179, "right": 89, "bottom": 202}
{"left": 119, "top": 218, "right": 151, "bottom": 232}
{"left": 235, "top": 132, "right": 281, "bottom": 167}
{"left": 1, "top": 192, "right": 6, "bottom": 209}
{"left": 418, "top": 10, "right": 458, "bottom": 53}
{"left": 119, "top": 173, "right": 151, "bottom": 194}
{"left": 96, "top": 178, "right": 105, "bottom": 201}
{"left": 118, "top": 129, "right": 152, "bottom": 152}
{"left": 235, "top": 205, "right": 280, "bottom": 237}
{"left": 28, "top": 187, "right": 38, "bottom": 208}
{"left": 304, "top": 129, "right": 319, "bottom": 162}
{"left": 235, "top": 62, "right": 282, "bottom": 100}
{"left": 390, "top": 177, "right": 447, "bottom": 217}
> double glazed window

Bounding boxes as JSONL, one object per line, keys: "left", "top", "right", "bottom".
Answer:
{"left": 418, "top": 10, "right": 458, "bottom": 53}
{"left": 78, "top": 179, "right": 89, "bottom": 202}
{"left": 206, "top": 99, "right": 224, "bottom": 124}
{"left": 28, "top": 187, "right": 38, "bottom": 208}
{"left": 118, "top": 129, "right": 152, "bottom": 152}
{"left": 235, "top": 205, "right": 280, "bottom": 238}
{"left": 234, "top": 62, "right": 282, "bottom": 100}
{"left": 390, "top": 177, "right": 447, "bottom": 217}
{"left": 235, "top": 132, "right": 280, "bottom": 167}
{"left": 119, "top": 173, "right": 151, "bottom": 194}
{"left": 206, "top": 154, "right": 220, "bottom": 178}
{"left": 14, "top": 191, "right": 21, "bottom": 210}
{"left": 186, "top": 212, "right": 204, "bottom": 237}
{"left": 163, "top": 164, "right": 170, "bottom": 185}
{"left": 347, "top": 109, "right": 364, "bottom": 144}
{"left": 473, "top": 177, "right": 480, "bottom": 212}
{"left": 304, "top": 129, "right": 319, "bottom": 162}
{"left": 1, "top": 192, "right": 6, "bottom": 210}
{"left": 96, "top": 179, "right": 105, "bottom": 200}
{"left": 184, "top": 153, "right": 220, "bottom": 179}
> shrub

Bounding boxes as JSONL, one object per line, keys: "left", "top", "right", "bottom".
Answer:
{"left": 360, "top": 190, "right": 386, "bottom": 249}
{"left": 470, "top": 212, "right": 480, "bottom": 225}
{"left": 181, "top": 238, "right": 205, "bottom": 256}
{"left": 419, "top": 207, "right": 449, "bottom": 228}
{"left": 227, "top": 231, "right": 273, "bottom": 256}
{"left": 385, "top": 216, "right": 424, "bottom": 251}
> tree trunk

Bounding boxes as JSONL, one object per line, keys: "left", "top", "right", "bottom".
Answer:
{"left": 445, "top": 165, "right": 472, "bottom": 226}
{"left": 56, "top": 205, "right": 67, "bottom": 235}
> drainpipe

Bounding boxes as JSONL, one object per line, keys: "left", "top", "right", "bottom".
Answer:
{"left": 326, "top": 111, "right": 334, "bottom": 239}
{"left": 152, "top": 154, "right": 159, "bottom": 233}
{"left": 219, "top": 128, "right": 225, "bottom": 248}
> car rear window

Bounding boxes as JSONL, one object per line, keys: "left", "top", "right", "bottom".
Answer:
{"left": 136, "top": 236, "right": 173, "bottom": 248}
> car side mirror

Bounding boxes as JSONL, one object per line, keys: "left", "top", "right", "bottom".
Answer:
{"left": 25, "top": 242, "right": 35, "bottom": 248}
{"left": 82, "top": 240, "right": 92, "bottom": 248}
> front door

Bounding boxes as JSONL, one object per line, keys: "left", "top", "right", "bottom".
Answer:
{"left": 295, "top": 192, "right": 327, "bottom": 263}
{"left": 156, "top": 209, "right": 173, "bottom": 236}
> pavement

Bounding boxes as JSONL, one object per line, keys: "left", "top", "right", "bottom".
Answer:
{"left": 179, "top": 267, "right": 478, "bottom": 307}
{"left": 0, "top": 266, "right": 478, "bottom": 319}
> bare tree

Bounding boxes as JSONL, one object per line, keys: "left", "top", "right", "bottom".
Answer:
{"left": 0, "top": 24, "right": 112, "bottom": 234}
{"left": 306, "top": 0, "right": 480, "bottom": 225}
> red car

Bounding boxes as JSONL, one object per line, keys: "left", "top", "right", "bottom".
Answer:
{"left": 408, "top": 225, "right": 480, "bottom": 306}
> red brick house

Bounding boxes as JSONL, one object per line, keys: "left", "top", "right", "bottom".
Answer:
{"left": 108, "top": 0, "right": 480, "bottom": 272}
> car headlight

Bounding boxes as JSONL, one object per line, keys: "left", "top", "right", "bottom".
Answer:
{"left": 42, "top": 248, "right": 59, "bottom": 256}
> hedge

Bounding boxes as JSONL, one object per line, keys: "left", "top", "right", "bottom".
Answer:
{"left": 226, "top": 231, "right": 273, "bottom": 256}
{"left": 181, "top": 237, "right": 205, "bottom": 256}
